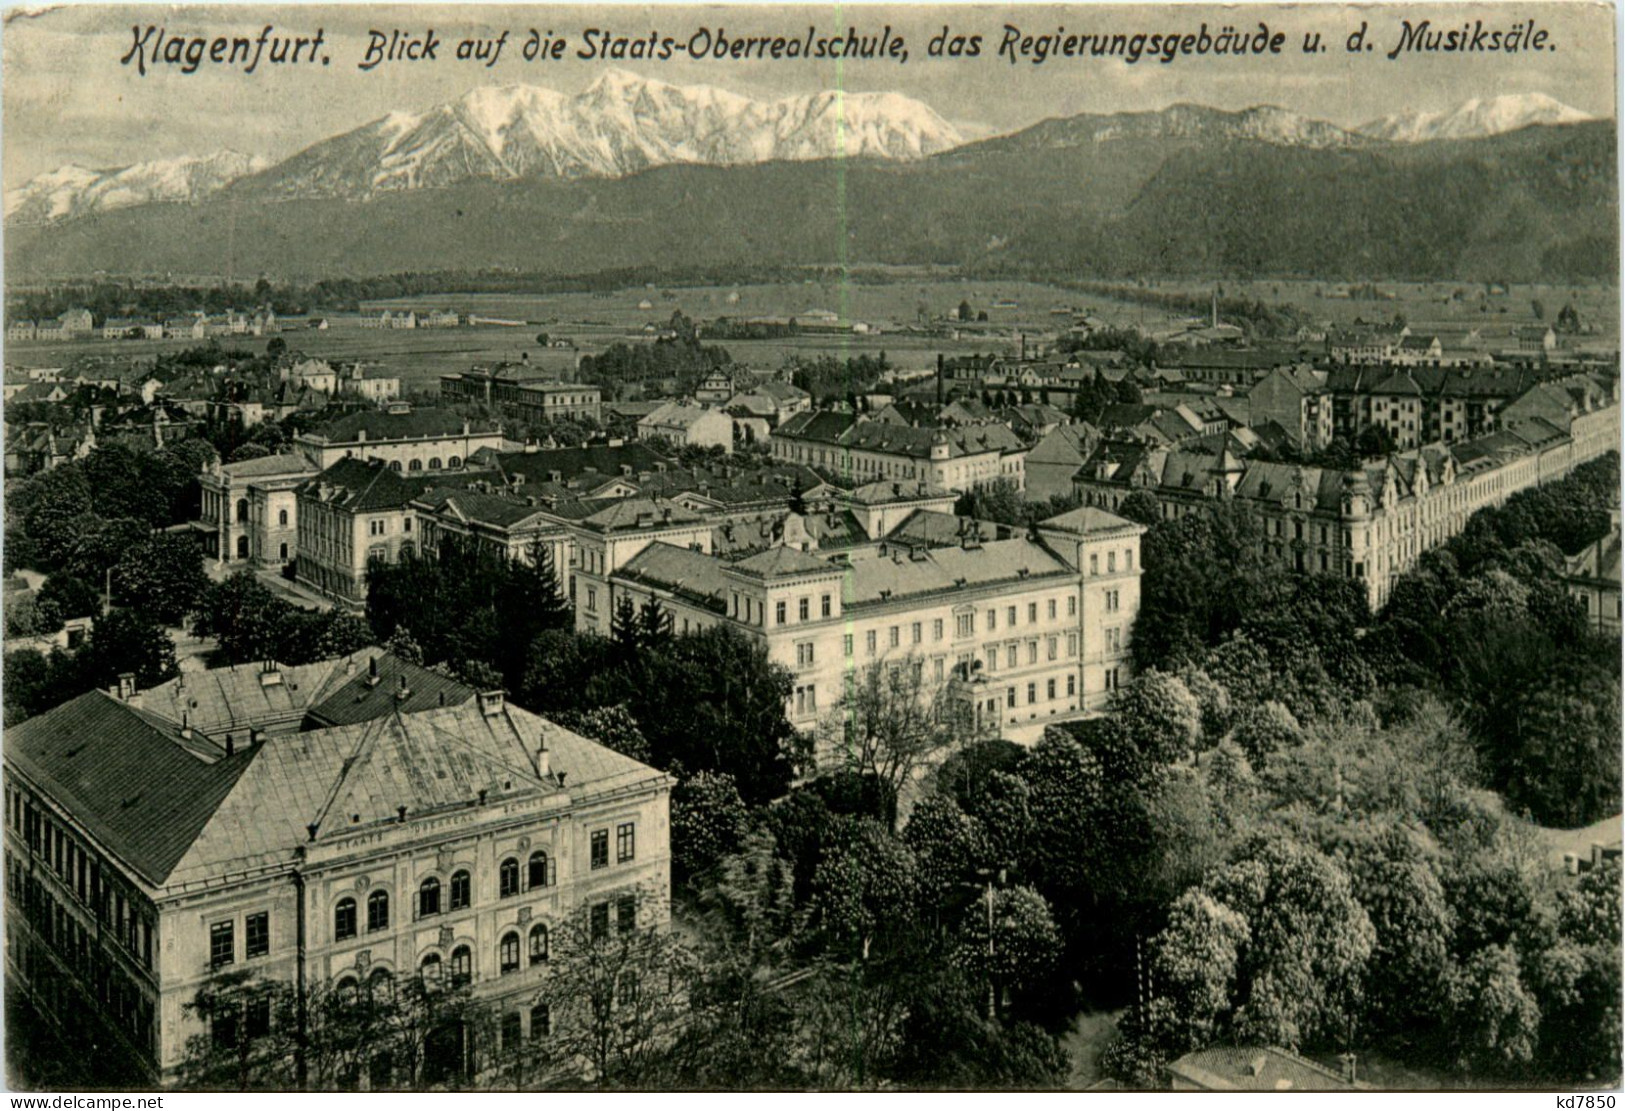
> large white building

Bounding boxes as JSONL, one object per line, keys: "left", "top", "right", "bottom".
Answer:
{"left": 610, "top": 502, "right": 1144, "bottom": 740}
{"left": 5, "top": 678, "right": 670, "bottom": 1086}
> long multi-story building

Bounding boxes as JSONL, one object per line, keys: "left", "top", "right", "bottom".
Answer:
{"left": 5, "top": 683, "right": 670, "bottom": 1086}
{"left": 293, "top": 407, "right": 505, "bottom": 472}
{"left": 440, "top": 369, "right": 602, "bottom": 424}
{"left": 770, "top": 410, "right": 1027, "bottom": 493}
{"left": 608, "top": 501, "right": 1144, "bottom": 740}
{"left": 1073, "top": 389, "right": 1619, "bottom": 608}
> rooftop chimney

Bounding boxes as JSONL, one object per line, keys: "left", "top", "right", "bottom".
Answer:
{"left": 117, "top": 672, "right": 136, "bottom": 701}
{"left": 366, "top": 656, "right": 381, "bottom": 687}
{"left": 395, "top": 674, "right": 411, "bottom": 701}
{"left": 225, "top": 733, "right": 235, "bottom": 757}
{"left": 180, "top": 710, "right": 193, "bottom": 740}
{"left": 397, "top": 805, "right": 408, "bottom": 823}
{"left": 479, "top": 690, "right": 505, "bottom": 717}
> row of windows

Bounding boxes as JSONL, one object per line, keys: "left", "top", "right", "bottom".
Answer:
{"left": 7, "top": 790, "right": 154, "bottom": 970}
{"left": 209, "top": 911, "right": 271, "bottom": 967}
{"left": 985, "top": 634, "right": 1080, "bottom": 671}
{"left": 1001, "top": 674, "right": 1078, "bottom": 707}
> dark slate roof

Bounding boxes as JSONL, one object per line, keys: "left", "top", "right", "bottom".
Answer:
{"left": 306, "top": 408, "right": 497, "bottom": 442}
{"left": 6, "top": 690, "right": 254, "bottom": 886}
{"left": 298, "top": 457, "right": 491, "bottom": 513}
{"left": 305, "top": 654, "right": 478, "bottom": 728}
{"left": 615, "top": 542, "right": 733, "bottom": 614}
{"left": 731, "top": 545, "right": 835, "bottom": 578}
{"left": 492, "top": 443, "right": 672, "bottom": 486}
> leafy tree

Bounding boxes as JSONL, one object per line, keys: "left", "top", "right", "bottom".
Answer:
{"left": 1116, "top": 490, "right": 1163, "bottom": 527}
{"left": 669, "top": 770, "right": 749, "bottom": 883}
{"left": 527, "top": 888, "right": 694, "bottom": 1088}
{"left": 1113, "top": 669, "right": 1202, "bottom": 764}
{"left": 553, "top": 704, "right": 653, "bottom": 764}
{"left": 1448, "top": 945, "right": 1542, "bottom": 1072}
{"left": 78, "top": 608, "right": 180, "bottom": 692}
{"left": 1229, "top": 700, "right": 1302, "bottom": 766}
{"left": 383, "top": 626, "right": 424, "bottom": 665}
{"left": 112, "top": 532, "right": 208, "bottom": 626}
{"left": 952, "top": 885, "right": 1064, "bottom": 1016}
{"left": 809, "top": 816, "right": 918, "bottom": 960}
{"left": 178, "top": 969, "right": 298, "bottom": 1090}
{"left": 819, "top": 657, "right": 971, "bottom": 808}
{"left": 904, "top": 792, "right": 992, "bottom": 914}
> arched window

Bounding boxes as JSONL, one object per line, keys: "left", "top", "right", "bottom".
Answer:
{"left": 279, "top": 543, "right": 289, "bottom": 561}
{"left": 367, "top": 890, "right": 389, "bottom": 932}
{"left": 449, "top": 870, "right": 471, "bottom": 911}
{"left": 419, "top": 952, "right": 441, "bottom": 986}
{"left": 334, "top": 898, "right": 357, "bottom": 941}
{"left": 529, "top": 923, "right": 549, "bottom": 965}
{"left": 428, "top": 457, "right": 443, "bottom": 470}
{"left": 368, "top": 967, "right": 394, "bottom": 999}
{"left": 528, "top": 851, "right": 549, "bottom": 890}
{"left": 448, "top": 456, "right": 462, "bottom": 469}
{"left": 278, "top": 509, "right": 288, "bottom": 527}
{"left": 419, "top": 877, "right": 441, "bottom": 917}
{"left": 336, "top": 975, "right": 358, "bottom": 998}
{"left": 390, "top": 460, "right": 403, "bottom": 472}
{"left": 407, "top": 459, "right": 421, "bottom": 472}
{"left": 449, "top": 945, "right": 472, "bottom": 987}
{"left": 499, "top": 858, "right": 519, "bottom": 898}
{"left": 236, "top": 498, "right": 249, "bottom": 523}
{"left": 236, "top": 536, "right": 250, "bottom": 559}
{"left": 499, "top": 933, "right": 520, "bottom": 975}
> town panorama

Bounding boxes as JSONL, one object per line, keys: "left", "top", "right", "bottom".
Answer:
{"left": 0, "top": 1, "right": 1619, "bottom": 1096}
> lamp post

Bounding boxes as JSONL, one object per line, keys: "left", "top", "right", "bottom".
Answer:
{"left": 963, "top": 866, "right": 1007, "bottom": 1020}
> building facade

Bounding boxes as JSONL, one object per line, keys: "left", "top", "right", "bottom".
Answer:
{"left": 4, "top": 688, "right": 670, "bottom": 1086}
{"left": 198, "top": 453, "right": 319, "bottom": 567}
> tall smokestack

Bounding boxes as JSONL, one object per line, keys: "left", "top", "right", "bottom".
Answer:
{"left": 936, "top": 354, "right": 944, "bottom": 406}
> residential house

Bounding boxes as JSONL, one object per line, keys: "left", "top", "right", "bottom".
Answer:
{"left": 637, "top": 402, "right": 734, "bottom": 453}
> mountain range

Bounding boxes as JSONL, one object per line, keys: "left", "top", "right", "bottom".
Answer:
{"left": 1357, "top": 93, "right": 1595, "bottom": 144}
{"left": 4, "top": 83, "right": 1614, "bottom": 283}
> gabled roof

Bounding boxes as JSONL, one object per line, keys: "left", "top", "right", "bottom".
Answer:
{"left": 298, "top": 457, "right": 491, "bottom": 513}
{"left": 844, "top": 538, "right": 1071, "bottom": 607}
{"left": 138, "top": 649, "right": 382, "bottom": 736}
{"left": 575, "top": 497, "right": 705, "bottom": 533}
{"left": 7, "top": 691, "right": 256, "bottom": 887}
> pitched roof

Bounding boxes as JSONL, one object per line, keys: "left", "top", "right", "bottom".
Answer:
{"left": 220, "top": 451, "right": 318, "bottom": 480}
{"left": 298, "top": 457, "right": 491, "bottom": 513}
{"left": 616, "top": 542, "right": 733, "bottom": 613}
{"left": 492, "top": 442, "right": 672, "bottom": 486}
{"left": 7, "top": 691, "right": 255, "bottom": 886}
{"left": 730, "top": 545, "right": 834, "bottom": 578}
{"left": 138, "top": 649, "right": 382, "bottom": 736}
{"left": 16, "top": 693, "right": 666, "bottom": 891}
{"left": 845, "top": 538, "right": 1071, "bottom": 608}
{"left": 304, "top": 408, "right": 497, "bottom": 443}
{"left": 305, "top": 654, "right": 478, "bottom": 727}
{"left": 1039, "top": 506, "right": 1142, "bottom": 536}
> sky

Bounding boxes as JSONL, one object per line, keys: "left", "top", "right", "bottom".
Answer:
{"left": 2, "top": 2, "right": 1617, "bottom": 188}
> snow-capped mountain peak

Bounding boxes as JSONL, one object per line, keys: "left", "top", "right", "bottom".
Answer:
{"left": 231, "top": 75, "right": 965, "bottom": 201}
{"left": 1357, "top": 93, "right": 1596, "bottom": 142}
{"left": 4, "top": 150, "right": 267, "bottom": 224}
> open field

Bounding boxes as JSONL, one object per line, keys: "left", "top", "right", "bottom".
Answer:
{"left": 4, "top": 278, "right": 1615, "bottom": 393}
